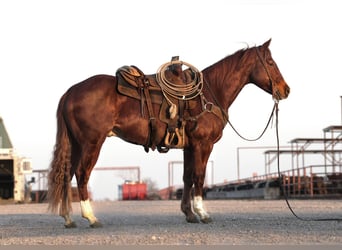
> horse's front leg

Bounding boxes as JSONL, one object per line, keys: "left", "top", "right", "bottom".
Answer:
{"left": 193, "top": 193, "right": 212, "bottom": 223}
{"left": 182, "top": 143, "right": 213, "bottom": 223}
{"left": 181, "top": 147, "right": 199, "bottom": 223}
{"left": 192, "top": 143, "right": 213, "bottom": 223}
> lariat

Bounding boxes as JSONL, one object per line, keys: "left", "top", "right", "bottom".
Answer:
{"left": 156, "top": 59, "right": 203, "bottom": 119}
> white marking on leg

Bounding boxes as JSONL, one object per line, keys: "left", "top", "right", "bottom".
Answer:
{"left": 63, "top": 214, "right": 73, "bottom": 225}
{"left": 193, "top": 196, "right": 210, "bottom": 220}
{"left": 80, "top": 199, "right": 98, "bottom": 225}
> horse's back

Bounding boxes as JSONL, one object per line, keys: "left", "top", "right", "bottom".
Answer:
{"left": 64, "top": 74, "right": 117, "bottom": 104}
{"left": 67, "top": 74, "right": 116, "bottom": 94}
{"left": 62, "top": 74, "right": 118, "bottom": 140}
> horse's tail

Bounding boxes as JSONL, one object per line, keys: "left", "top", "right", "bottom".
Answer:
{"left": 47, "top": 92, "right": 72, "bottom": 214}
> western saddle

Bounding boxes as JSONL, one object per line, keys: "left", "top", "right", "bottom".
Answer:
{"left": 116, "top": 56, "right": 202, "bottom": 153}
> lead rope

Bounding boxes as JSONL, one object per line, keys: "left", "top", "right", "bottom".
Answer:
{"left": 228, "top": 47, "right": 278, "bottom": 141}
{"left": 274, "top": 102, "right": 342, "bottom": 222}
{"left": 228, "top": 103, "right": 276, "bottom": 141}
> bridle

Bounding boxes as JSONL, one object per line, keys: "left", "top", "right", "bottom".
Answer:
{"left": 207, "top": 45, "right": 342, "bottom": 222}
{"left": 225, "top": 47, "right": 279, "bottom": 142}
{"left": 255, "top": 47, "right": 280, "bottom": 103}
{"left": 256, "top": 47, "right": 342, "bottom": 222}
{"left": 200, "top": 46, "right": 279, "bottom": 140}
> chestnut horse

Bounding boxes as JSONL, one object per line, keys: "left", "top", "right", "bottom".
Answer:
{"left": 48, "top": 39, "right": 290, "bottom": 228}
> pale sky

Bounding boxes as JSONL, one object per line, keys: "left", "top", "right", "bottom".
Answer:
{"left": 1, "top": 0, "right": 341, "bottom": 200}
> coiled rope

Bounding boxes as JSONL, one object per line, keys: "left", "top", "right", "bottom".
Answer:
{"left": 156, "top": 60, "right": 203, "bottom": 118}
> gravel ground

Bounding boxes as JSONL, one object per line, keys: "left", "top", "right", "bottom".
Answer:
{"left": 0, "top": 199, "right": 342, "bottom": 245}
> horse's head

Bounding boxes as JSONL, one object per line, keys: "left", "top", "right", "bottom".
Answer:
{"left": 250, "top": 39, "right": 290, "bottom": 101}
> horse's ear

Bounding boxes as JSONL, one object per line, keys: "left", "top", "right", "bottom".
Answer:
{"left": 262, "top": 38, "right": 272, "bottom": 48}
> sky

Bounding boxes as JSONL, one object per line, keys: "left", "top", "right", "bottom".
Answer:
{"left": 1, "top": 0, "right": 341, "bottom": 200}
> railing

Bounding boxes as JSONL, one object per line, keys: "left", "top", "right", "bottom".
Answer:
{"left": 281, "top": 165, "right": 342, "bottom": 198}
{"left": 205, "top": 165, "right": 342, "bottom": 199}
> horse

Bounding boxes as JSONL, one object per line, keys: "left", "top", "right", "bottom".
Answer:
{"left": 48, "top": 39, "right": 290, "bottom": 228}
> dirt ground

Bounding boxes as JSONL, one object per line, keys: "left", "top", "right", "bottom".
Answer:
{"left": 0, "top": 199, "right": 342, "bottom": 245}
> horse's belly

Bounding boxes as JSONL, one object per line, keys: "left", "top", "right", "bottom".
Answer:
{"left": 111, "top": 117, "right": 166, "bottom": 147}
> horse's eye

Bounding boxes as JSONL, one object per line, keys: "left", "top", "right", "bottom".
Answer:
{"left": 267, "top": 58, "right": 274, "bottom": 66}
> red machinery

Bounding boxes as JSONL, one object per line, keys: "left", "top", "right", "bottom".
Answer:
{"left": 120, "top": 181, "right": 147, "bottom": 200}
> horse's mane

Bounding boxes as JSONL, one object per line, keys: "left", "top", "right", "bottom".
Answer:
{"left": 202, "top": 44, "right": 255, "bottom": 87}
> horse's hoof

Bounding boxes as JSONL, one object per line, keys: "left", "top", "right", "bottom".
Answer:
{"left": 200, "top": 217, "right": 213, "bottom": 224}
{"left": 64, "top": 221, "right": 77, "bottom": 228}
{"left": 186, "top": 216, "right": 200, "bottom": 223}
{"left": 90, "top": 221, "right": 103, "bottom": 228}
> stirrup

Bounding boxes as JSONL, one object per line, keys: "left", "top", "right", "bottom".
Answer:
{"left": 164, "top": 127, "right": 184, "bottom": 148}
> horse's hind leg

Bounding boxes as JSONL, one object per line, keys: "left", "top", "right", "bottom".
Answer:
{"left": 75, "top": 143, "right": 104, "bottom": 228}
{"left": 52, "top": 146, "right": 76, "bottom": 228}
{"left": 58, "top": 184, "right": 77, "bottom": 228}
{"left": 54, "top": 143, "right": 79, "bottom": 228}
{"left": 62, "top": 213, "right": 77, "bottom": 228}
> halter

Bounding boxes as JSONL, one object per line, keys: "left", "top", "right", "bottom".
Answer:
{"left": 255, "top": 47, "right": 279, "bottom": 103}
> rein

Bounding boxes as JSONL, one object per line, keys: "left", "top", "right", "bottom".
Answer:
{"left": 227, "top": 46, "right": 341, "bottom": 221}
{"left": 232, "top": 101, "right": 342, "bottom": 222}
{"left": 228, "top": 103, "right": 276, "bottom": 141}
{"left": 274, "top": 103, "right": 342, "bottom": 222}
{"left": 227, "top": 47, "right": 279, "bottom": 141}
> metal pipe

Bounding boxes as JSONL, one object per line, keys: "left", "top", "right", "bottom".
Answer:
{"left": 236, "top": 148, "right": 240, "bottom": 181}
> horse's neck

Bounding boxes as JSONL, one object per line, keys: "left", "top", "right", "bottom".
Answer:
{"left": 223, "top": 71, "right": 250, "bottom": 109}
{"left": 203, "top": 63, "right": 250, "bottom": 111}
